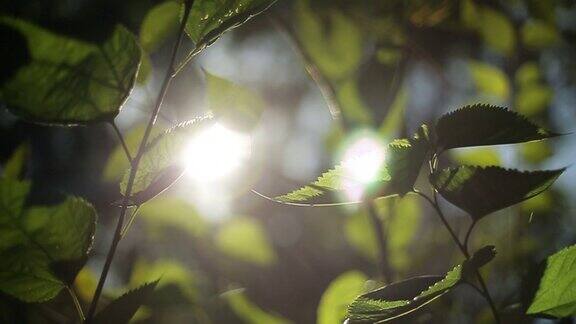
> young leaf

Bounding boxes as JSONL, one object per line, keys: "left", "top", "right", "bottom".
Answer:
{"left": 0, "top": 178, "right": 97, "bottom": 302}
{"left": 430, "top": 166, "right": 563, "bottom": 220}
{"left": 527, "top": 244, "right": 576, "bottom": 318}
{"left": 139, "top": 1, "right": 180, "bottom": 53}
{"left": 0, "top": 18, "right": 141, "bottom": 125}
{"left": 120, "top": 116, "right": 212, "bottom": 197}
{"left": 317, "top": 271, "right": 368, "bottom": 324}
{"left": 435, "top": 104, "right": 557, "bottom": 151}
{"left": 206, "top": 72, "right": 265, "bottom": 132}
{"left": 274, "top": 126, "right": 429, "bottom": 204}
{"left": 347, "top": 266, "right": 462, "bottom": 323}
{"left": 93, "top": 280, "right": 159, "bottom": 324}
{"left": 184, "top": 0, "right": 277, "bottom": 48}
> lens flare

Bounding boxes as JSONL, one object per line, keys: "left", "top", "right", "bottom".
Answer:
{"left": 181, "top": 123, "right": 251, "bottom": 183}
{"left": 340, "top": 133, "right": 386, "bottom": 201}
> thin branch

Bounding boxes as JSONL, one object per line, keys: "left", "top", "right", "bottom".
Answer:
{"left": 414, "top": 189, "right": 501, "bottom": 324}
{"left": 109, "top": 121, "right": 132, "bottom": 162}
{"left": 464, "top": 219, "right": 478, "bottom": 255}
{"left": 120, "top": 205, "right": 141, "bottom": 239}
{"left": 366, "top": 200, "right": 394, "bottom": 283}
{"left": 268, "top": 12, "right": 345, "bottom": 129}
{"left": 67, "top": 286, "right": 85, "bottom": 322}
{"left": 85, "top": 1, "right": 196, "bottom": 321}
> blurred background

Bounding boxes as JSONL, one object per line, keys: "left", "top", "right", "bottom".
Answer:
{"left": 1, "top": 0, "right": 575, "bottom": 323}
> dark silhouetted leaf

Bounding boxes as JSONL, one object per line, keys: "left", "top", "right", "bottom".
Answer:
{"left": 120, "top": 116, "right": 213, "bottom": 196}
{"left": 0, "top": 17, "right": 141, "bottom": 125}
{"left": 206, "top": 72, "right": 265, "bottom": 132}
{"left": 435, "top": 104, "right": 557, "bottom": 151}
{"left": 0, "top": 178, "right": 97, "bottom": 302}
{"left": 140, "top": 1, "right": 180, "bottom": 53}
{"left": 93, "top": 280, "right": 159, "bottom": 324}
{"left": 527, "top": 244, "right": 576, "bottom": 318}
{"left": 184, "top": 0, "right": 277, "bottom": 48}
{"left": 430, "top": 166, "right": 563, "bottom": 220}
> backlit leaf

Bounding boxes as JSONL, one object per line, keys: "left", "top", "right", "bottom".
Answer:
{"left": 468, "top": 61, "right": 510, "bottom": 101}
{"left": 216, "top": 217, "right": 276, "bottom": 266}
{"left": 527, "top": 244, "right": 576, "bottom": 318}
{"left": 347, "top": 265, "right": 463, "bottom": 323}
{"left": 184, "top": 0, "right": 277, "bottom": 47}
{"left": 275, "top": 126, "right": 429, "bottom": 204}
{"left": 521, "top": 20, "right": 559, "bottom": 50}
{"left": 223, "top": 289, "right": 291, "bottom": 324}
{"left": 93, "top": 281, "right": 159, "bottom": 324}
{"left": 0, "top": 178, "right": 96, "bottom": 302}
{"left": 0, "top": 18, "right": 140, "bottom": 125}
{"left": 206, "top": 72, "right": 265, "bottom": 132}
{"left": 120, "top": 116, "right": 212, "bottom": 196}
{"left": 296, "top": 0, "right": 363, "bottom": 81}
{"left": 430, "top": 166, "right": 563, "bottom": 220}
{"left": 138, "top": 197, "right": 207, "bottom": 239}
{"left": 435, "top": 104, "right": 557, "bottom": 151}
{"left": 318, "top": 271, "right": 368, "bottom": 324}
{"left": 140, "top": 1, "right": 180, "bottom": 53}
{"left": 478, "top": 6, "right": 515, "bottom": 55}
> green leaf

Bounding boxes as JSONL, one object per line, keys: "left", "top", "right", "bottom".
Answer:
{"left": 124, "top": 164, "right": 186, "bottom": 206}
{"left": 2, "top": 143, "right": 29, "bottom": 179}
{"left": 0, "top": 178, "right": 97, "bottom": 302}
{"left": 0, "top": 18, "right": 141, "bottom": 125}
{"left": 140, "top": 1, "right": 180, "bottom": 53}
{"left": 451, "top": 147, "right": 501, "bottom": 167}
{"left": 138, "top": 197, "right": 207, "bottom": 239}
{"left": 206, "top": 72, "right": 265, "bottom": 132}
{"left": 434, "top": 104, "right": 557, "bottom": 151}
{"left": 129, "top": 259, "right": 197, "bottom": 302}
{"left": 223, "top": 289, "right": 291, "bottom": 324}
{"left": 347, "top": 264, "right": 464, "bottom": 323}
{"left": 184, "top": 0, "right": 277, "bottom": 47}
{"left": 93, "top": 281, "right": 159, "bottom": 324}
{"left": 468, "top": 61, "right": 510, "bottom": 101}
{"left": 478, "top": 6, "right": 515, "bottom": 55}
{"left": 275, "top": 126, "right": 429, "bottom": 204}
{"left": 120, "top": 116, "right": 212, "bottom": 196}
{"left": 521, "top": 20, "right": 559, "bottom": 50}
{"left": 295, "top": 0, "right": 363, "bottom": 81}
{"left": 430, "top": 166, "right": 563, "bottom": 220}
{"left": 337, "top": 78, "right": 373, "bottom": 125}
{"left": 317, "top": 271, "right": 368, "bottom": 324}
{"left": 527, "top": 244, "right": 576, "bottom": 318}
{"left": 216, "top": 217, "right": 276, "bottom": 266}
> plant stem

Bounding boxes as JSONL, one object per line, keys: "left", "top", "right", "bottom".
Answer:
{"left": 109, "top": 121, "right": 132, "bottom": 162}
{"left": 120, "top": 205, "right": 141, "bottom": 239}
{"left": 85, "top": 1, "right": 195, "bottom": 321}
{"left": 366, "top": 201, "right": 394, "bottom": 283}
{"left": 66, "top": 286, "right": 85, "bottom": 322}
{"left": 464, "top": 219, "right": 478, "bottom": 254}
{"left": 414, "top": 190, "right": 501, "bottom": 324}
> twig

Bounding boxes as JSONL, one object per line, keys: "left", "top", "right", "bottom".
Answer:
{"left": 414, "top": 189, "right": 501, "bottom": 324}
{"left": 366, "top": 200, "right": 394, "bottom": 283}
{"left": 66, "top": 286, "right": 85, "bottom": 322}
{"left": 268, "top": 12, "right": 345, "bottom": 129}
{"left": 464, "top": 219, "right": 478, "bottom": 255}
{"left": 84, "top": 1, "right": 196, "bottom": 321}
{"left": 109, "top": 121, "right": 132, "bottom": 162}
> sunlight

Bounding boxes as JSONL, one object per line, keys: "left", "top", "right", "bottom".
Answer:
{"left": 181, "top": 123, "right": 251, "bottom": 183}
{"left": 340, "top": 133, "right": 386, "bottom": 201}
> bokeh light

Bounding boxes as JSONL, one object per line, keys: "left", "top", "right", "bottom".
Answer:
{"left": 339, "top": 131, "right": 386, "bottom": 201}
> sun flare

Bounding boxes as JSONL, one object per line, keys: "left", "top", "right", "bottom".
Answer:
{"left": 181, "top": 123, "right": 251, "bottom": 183}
